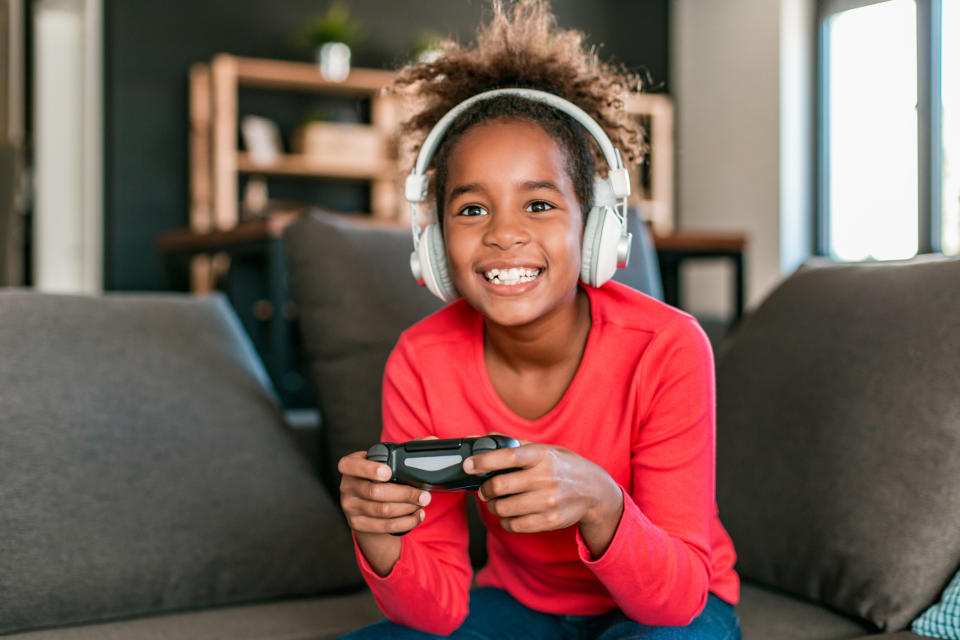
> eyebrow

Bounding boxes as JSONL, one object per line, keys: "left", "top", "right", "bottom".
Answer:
{"left": 446, "top": 180, "right": 563, "bottom": 203}
{"left": 446, "top": 182, "right": 485, "bottom": 202}
{"left": 521, "top": 180, "right": 563, "bottom": 194}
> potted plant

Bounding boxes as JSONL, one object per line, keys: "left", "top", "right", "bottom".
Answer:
{"left": 411, "top": 29, "right": 446, "bottom": 64}
{"left": 300, "top": 2, "right": 364, "bottom": 82}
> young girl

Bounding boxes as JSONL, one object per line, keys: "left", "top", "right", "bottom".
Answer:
{"left": 337, "top": 2, "right": 741, "bottom": 638}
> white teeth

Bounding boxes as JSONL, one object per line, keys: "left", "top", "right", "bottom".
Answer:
{"left": 484, "top": 267, "right": 541, "bottom": 285}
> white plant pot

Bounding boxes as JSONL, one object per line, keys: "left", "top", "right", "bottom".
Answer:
{"left": 316, "top": 42, "right": 351, "bottom": 82}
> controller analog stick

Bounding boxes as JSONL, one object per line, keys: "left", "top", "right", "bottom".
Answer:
{"left": 472, "top": 437, "right": 497, "bottom": 455}
{"left": 367, "top": 443, "right": 389, "bottom": 463}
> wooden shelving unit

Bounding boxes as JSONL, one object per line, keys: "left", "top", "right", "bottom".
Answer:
{"left": 185, "top": 54, "right": 401, "bottom": 293}
{"left": 181, "top": 54, "right": 678, "bottom": 296}
{"left": 624, "top": 93, "right": 674, "bottom": 235}
{"left": 189, "top": 54, "right": 400, "bottom": 236}
{"left": 188, "top": 55, "right": 674, "bottom": 237}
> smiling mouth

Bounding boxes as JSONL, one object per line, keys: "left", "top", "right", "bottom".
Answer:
{"left": 483, "top": 267, "right": 542, "bottom": 286}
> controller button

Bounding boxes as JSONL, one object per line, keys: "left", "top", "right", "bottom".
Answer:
{"left": 404, "top": 455, "right": 463, "bottom": 472}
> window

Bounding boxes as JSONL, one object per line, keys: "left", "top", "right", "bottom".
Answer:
{"left": 943, "top": 0, "right": 959, "bottom": 254}
{"left": 819, "top": 0, "right": 957, "bottom": 259}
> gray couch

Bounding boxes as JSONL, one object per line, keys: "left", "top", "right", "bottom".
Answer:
{"left": 1, "top": 210, "right": 957, "bottom": 639}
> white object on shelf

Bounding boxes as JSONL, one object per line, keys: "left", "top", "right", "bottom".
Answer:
{"left": 316, "top": 42, "right": 351, "bottom": 82}
{"left": 240, "top": 115, "right": 283, "bottom": 165}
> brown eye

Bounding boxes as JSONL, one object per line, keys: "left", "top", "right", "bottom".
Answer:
{"left": 458, "top": 205, "right": 488, "bottom": 217}
{"left": 525, "top": 201, "right": 554, "bottom": 213}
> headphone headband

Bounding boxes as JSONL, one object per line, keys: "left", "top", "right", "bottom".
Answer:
{"left": 405, "top": 88, "right": 630, "bottom": 206}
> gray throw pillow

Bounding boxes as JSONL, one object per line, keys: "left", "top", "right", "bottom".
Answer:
{"left": 283, "top": 211, "right": 512, "bottom": 568}
{"left": 715, "top": 254, "right": 960, "bottom": 632}
{"left": 0, "top": 290, "right": 361, "bottom": 635}
{"left": 283, "top": 210, "right": 444, "bottom": 493}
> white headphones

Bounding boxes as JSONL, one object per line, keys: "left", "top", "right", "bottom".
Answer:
{"left": 405, "top": 88, "right": 632, "bottom": 302}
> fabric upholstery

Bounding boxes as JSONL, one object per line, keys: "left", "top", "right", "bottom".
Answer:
{"left": 737, "top": 581, "right": 869, "bottom": 639}
{"left": 282, "top": 210, "right": 445, "bottom": 493}
{"left": 0, "top": 290, "right": 362, "bottom": 635}
{"left": 283, "top": 211, "right": 491, "bottom": 564}
{"left": 1, "top": 592, "right": 383, "bottom": 640}
{"left": 715, "top": 254, "right": 960, "bottom": 632}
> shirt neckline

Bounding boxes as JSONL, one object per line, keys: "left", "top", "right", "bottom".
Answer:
{"left": 471, "top": 285, "right": 600, "bottom": 428}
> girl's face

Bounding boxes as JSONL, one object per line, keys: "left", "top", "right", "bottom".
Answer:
{"left": 442, "top": 117, "right": 583, "bottom": 328}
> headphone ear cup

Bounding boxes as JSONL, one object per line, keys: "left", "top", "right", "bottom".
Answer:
{"left": 580, "top": 205, "right": 623, "bottom": 287}
{"left": 418, "top": 223, "right": 459, "bottom": 302}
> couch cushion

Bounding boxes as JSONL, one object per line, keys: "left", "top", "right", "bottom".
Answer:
{"left": 737, "top": 581, "right": 869, "bottom": 640}
{"left": 0, "top": 290, "right": 362, "bottom": 635}
{"left": 283, "top": 210, "right": 444, "bottom": 492}
{"left": 1, "top": 591, "right": 383, "bottom": 640}
{"left": 715, "top": 254, "right": 960, "bottom": 632}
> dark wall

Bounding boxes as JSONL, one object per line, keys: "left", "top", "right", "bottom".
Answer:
{"left": 104, "top": 0, "right": 669, "bottom": 291}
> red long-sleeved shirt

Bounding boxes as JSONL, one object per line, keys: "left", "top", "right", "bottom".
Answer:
{"left": 353, "top": 281, "right": 740, "bottom": 635}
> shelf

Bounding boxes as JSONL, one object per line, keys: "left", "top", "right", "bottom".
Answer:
{"left": 237, "top": 152, "right": 397, "bottom": 180}
{"left": 229, "top": 55, "right": 394, "bottom": 94}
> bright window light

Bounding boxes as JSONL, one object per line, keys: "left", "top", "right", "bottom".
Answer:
{"left": 943, "top": 0, "right": 960, "bottom": 255}
{"left": 827, "top": 0, "right": 918, "bottom": 261}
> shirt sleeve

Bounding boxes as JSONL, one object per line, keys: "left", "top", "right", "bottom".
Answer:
{"left": 353, "top": 333, "right": 474, "bottom": 635}
{"left": 574, "top": 318, "right": 717, "bottom": 626}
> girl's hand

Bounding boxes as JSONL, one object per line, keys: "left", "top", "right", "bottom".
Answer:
{"left": 338, "top": 450, "right": 432, "bottom": 536}
{"left": 463, "top": 437, "right": 624, "bottom": 558}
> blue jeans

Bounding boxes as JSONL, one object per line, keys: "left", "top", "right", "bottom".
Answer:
{"left": 338, "top": 587, "right": 742, "bottom": 639}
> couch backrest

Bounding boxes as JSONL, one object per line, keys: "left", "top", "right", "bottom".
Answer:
{"left": 714, "top": 254, "right": 960, "bottom": 632}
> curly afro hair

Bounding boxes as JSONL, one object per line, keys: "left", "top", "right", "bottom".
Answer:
{"left": 391, "top": 0, "right": 647, "bottom": 222}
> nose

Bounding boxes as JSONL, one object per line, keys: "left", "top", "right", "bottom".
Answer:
{"left": 482, "top": 210, "right": 530, "bottom": 250}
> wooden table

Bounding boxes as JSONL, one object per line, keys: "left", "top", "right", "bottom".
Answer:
{"left": 653, "top": 230, "right": 748, "bottom": 325}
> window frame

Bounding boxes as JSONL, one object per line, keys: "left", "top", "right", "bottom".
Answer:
{"left": 817, "top": 0, "right": 944, "bottom": 257}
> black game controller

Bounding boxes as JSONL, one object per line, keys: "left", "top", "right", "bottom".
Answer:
{"left": 366, "top": 436, "right": 521, "bottom": 491}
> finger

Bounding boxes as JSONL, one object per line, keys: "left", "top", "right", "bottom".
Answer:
{"left": 483, "top": 488, "right": 557, "bottom": 519}
{"left": 344, "top": 495, "right": 423, "bottom": 519}
{"left": 360, "top": 481, "right": 432, "bottom": 507}
{"left": 339, "top": 451, "right": 393, "bottom": 482}
{"left": 349, "top": 509, "right": 426, "bottom": 535}
{"left": 498, "top": 511, "right": 566, "bottom": 534}
{"left": 413, "top": 436, "right": 439, "bottom": 441}
{"left": 477, "top": 467, "right": 542, "bottom": 501}
{"left": 464, "top": 444, "right": 541, "bottom": 475}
